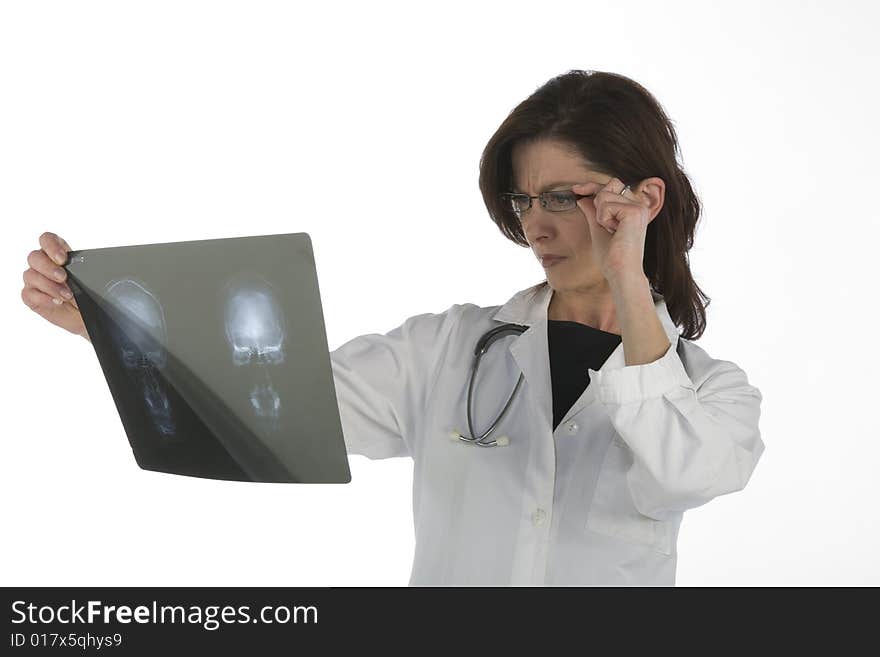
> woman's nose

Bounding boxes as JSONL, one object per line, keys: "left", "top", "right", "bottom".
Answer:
{"left": 520, "top": 204, "right": 557, "bottom": 239}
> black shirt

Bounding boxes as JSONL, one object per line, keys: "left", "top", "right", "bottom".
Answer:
{"left": 548, "top": 319, "right": 622, "bottom": 432}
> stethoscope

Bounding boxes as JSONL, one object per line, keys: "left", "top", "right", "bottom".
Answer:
{"left": 449, "top": 323, "right": 528, "bottom": 448}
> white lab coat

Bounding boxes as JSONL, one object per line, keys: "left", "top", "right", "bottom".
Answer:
{"left": 329, "top": 281, "right": 764, "bottom": 586}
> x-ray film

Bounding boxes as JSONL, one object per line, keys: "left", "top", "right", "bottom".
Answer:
{"left": 64, "top": 232, "right": 351, "bottom": 484}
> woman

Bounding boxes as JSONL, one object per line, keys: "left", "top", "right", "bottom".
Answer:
{"left": 20, "top": 69, "right": 764, "bottom": 586}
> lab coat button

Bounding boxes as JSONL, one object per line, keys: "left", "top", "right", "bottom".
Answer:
{"left": 532, "top": 508, "right": 546, "bottom": 526}
{"left": 565, "top": 421, "right": 578, "bottom": 435}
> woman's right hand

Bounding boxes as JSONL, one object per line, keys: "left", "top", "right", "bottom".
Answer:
{"left": 21, "top": 232, "right": 90, "bottom": 341}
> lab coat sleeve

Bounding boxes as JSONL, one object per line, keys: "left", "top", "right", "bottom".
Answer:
{"left": 589, "top": 339, "right": 765, "bottom": 522}
{"left": 329, "top": 307, "right": 457, "bottom": 460}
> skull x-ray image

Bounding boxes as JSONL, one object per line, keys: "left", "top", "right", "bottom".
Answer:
{"left": 103, "top": 278, "right": 176, "bottom": 437}
{"left": 64, "top": 232, "right": 351, "bottom": 484}
{"left": 222, "top": 272, "right": 287, "bottom": 432}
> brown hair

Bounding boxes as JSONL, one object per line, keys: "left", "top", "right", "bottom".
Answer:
{"left": 478, "top": 69, "right": 710, "bottom": 340}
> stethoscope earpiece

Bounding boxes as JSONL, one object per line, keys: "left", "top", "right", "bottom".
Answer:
{"left": 449, "top": 429, "right": 511, "bottom": 448}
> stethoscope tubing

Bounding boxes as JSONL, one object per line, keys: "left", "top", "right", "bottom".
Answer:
{"left": 453, "top": 323, "right": 528, "bottom": 448}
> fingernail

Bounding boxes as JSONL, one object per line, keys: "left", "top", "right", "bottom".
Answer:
{"left": 52, "top": 297, "right": 63, "bottom": 305}
{"left": 54, "top": 252, "right": 66, "bottom": 265}
{"left": 61, "top": 288, "right": 73, "bottom": 299}
{"left": 54, "top": 269, "right": 65, "bottom": 281}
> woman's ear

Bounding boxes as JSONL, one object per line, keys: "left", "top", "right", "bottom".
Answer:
{"left": 636, "top": 177, "right": 665, "bottom": 223}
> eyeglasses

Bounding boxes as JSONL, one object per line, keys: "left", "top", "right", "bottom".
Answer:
{"left": 498, "top": 190, "right": 595, "bottom": 219}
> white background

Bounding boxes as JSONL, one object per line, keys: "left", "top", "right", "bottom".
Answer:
{"left": 2, "top": 0, "right": 877, "bottom": 586}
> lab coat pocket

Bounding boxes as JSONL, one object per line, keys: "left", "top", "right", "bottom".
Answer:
{"left": 585, "top": 435, "right": 676, "bottom": 556}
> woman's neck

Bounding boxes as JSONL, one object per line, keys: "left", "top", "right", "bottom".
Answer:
{"left": 547, "top": 285, "right": 621, "bottom": 335}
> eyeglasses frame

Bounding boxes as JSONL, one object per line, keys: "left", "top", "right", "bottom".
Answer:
{"left": 498, "top": 190, "right": 597, "bottom": 218}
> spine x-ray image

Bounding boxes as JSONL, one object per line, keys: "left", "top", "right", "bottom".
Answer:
{"left": 64, "top": 233, "right": 351, "bottom": 484}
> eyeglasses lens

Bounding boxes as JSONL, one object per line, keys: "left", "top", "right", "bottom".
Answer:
{"left": 544, "top": 191, "right": 576, "bottom": 211}
{"left": 502, "top": 191, "right": 577, "bottom": 217}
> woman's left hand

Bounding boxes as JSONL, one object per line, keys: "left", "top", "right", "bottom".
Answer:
{"left": 572, "top": 177, "right": 652, "bottom": 282}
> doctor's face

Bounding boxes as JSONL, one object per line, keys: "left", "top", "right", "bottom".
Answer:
{"left": 510, "top": 138, "right": 616, "bottom": 290}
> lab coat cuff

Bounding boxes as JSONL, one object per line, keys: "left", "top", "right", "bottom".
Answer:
{"left": 590, "top": 340, "right": 695, "bottom": 405}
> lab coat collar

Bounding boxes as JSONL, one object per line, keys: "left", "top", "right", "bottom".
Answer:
{"left": 491, "top": 280, "right": 680, "bottom": 343}
{"left": 490, "top": 280, "right": 681, "bottom": 429}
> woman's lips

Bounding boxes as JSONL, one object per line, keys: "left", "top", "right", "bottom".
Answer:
{"left": 541, "top": 256, "right": 566, "bottom": 268}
